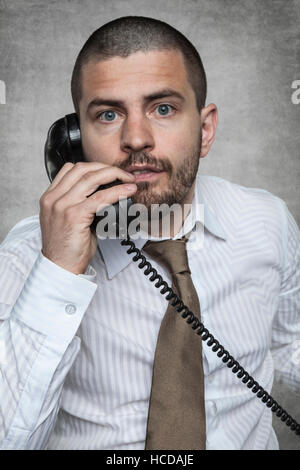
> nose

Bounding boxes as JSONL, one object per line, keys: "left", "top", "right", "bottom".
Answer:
{"left": 120, "top": 113, "right": 155, "bottom": 154}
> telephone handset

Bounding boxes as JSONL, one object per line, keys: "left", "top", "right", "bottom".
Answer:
{"left": 44, "top": 114, "right": 300, "bottom": 438}
{"left": 44, "top": 113, "right": 133, "bottom": 235}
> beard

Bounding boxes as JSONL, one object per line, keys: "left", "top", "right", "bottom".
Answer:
{"left": 117, "top": 130, "right": 202, "bottom": 209}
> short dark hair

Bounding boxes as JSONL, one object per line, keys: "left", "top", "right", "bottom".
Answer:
{"left": 71, "top": 16, "right": 207, "bottom": 115}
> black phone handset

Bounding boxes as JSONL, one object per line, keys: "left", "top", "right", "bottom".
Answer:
{"left": 44, "top": 113, "right": 133, "bottom": 235}
{"left": 44, "top": 114, "right": 300, "bottom": 438}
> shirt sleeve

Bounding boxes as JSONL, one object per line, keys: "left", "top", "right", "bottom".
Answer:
{"left": 0, "top": 250, "right": 98, "bottom": 449}
{"left": 271, "top": 202, "right": 300, "bottom": 395}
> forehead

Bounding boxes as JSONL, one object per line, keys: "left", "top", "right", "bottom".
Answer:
{"left": 80, "top": 49, "right": 194, "bottom": 106}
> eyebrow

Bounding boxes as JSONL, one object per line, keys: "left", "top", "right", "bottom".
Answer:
{"left": 87, "top": 88, "right": 185, "bottom": 111}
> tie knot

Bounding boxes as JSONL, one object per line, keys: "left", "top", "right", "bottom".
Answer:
{"left": 143, "top": 237, "right": 191, "bottom": 276}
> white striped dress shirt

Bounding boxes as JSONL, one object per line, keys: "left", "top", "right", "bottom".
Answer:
{"left": 0, "top": 174, "right": 299, "bottom": 450}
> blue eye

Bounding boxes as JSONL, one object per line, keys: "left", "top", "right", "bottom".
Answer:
{"left": 99, "top": 110, "right": 117, "bottom": 121}
{"left": 156, "top": 104, "right": 172, "bottom": 116}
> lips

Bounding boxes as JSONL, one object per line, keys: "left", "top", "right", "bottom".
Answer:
{"left": 125, "top": 165, "right": 164, "bottom": 183}
{"left": 125, "top": 165, "right": 163, "bottom": 174}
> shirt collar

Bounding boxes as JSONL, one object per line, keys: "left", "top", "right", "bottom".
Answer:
{"left": 97, "top": 175, "right": 227, "bottom": 279}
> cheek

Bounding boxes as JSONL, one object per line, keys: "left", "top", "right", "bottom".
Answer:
{"left": 80, "top": 125, "right": 117, "bottom": 164}
{"left": 155, "top": 118, "right": 199, "bottom": 160}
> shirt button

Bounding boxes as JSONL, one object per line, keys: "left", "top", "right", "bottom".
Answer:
{"left": 65, "top": 303, "right": 77, "bottom": 315}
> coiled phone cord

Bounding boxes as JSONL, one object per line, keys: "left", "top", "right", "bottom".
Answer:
{"left": 120, "top": 237, "right": 300, "bottom": 437}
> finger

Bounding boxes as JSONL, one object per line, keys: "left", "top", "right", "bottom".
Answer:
{"left": 81, "top": 182, "right": 137, "bottom": 216}
{"left": 47, "top": 162, "right": 75, "bottom": 191}
{"left": 49, "top": 161, "right": 111, "bottom": 196}
{"left": 55, "top": 166, "right": 136, "bottom": 207}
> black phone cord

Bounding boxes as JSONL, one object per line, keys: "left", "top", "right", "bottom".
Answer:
{"left": 120, "top": 237, "right": 300, "bottom": 437}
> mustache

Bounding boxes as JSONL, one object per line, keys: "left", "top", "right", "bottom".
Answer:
{"left": 118, "top": 151, "right": 173, "bottom": 174}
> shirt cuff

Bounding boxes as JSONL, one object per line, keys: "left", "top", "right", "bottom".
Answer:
{"left": 12, "top": 251, "right": 98, "bottom": 344}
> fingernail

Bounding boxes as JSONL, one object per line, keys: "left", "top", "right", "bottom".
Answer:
{"left": 125, "top": 171, "right": 136, "bottom": 179}
{"left": 124, "top": 184, "right": 137, "bottom": 191}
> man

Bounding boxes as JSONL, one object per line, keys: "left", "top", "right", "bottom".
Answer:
{"left": 0, "top": 16, "right": 299, "bottom": 450}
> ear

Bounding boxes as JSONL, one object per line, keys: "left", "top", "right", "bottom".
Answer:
{"left": 200, "top": 104, "right": 218, "bottom": 158}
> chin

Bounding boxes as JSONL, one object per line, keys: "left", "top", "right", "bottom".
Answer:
{"left": 132, "top": 187, "right": 180, "bottom": 209}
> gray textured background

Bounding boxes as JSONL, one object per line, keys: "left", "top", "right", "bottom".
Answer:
{"left": 0, "top": 0, "right": 299, "bottom": 450}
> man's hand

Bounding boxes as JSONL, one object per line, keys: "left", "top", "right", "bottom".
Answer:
{"left": 39, "top": 162, "right": 137, "bottom": 275}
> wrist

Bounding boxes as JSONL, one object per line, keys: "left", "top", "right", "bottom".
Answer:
{"left": 41, "top": 250, "right": 87, "bottom": 275}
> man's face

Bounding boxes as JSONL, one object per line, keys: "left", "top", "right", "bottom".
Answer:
{"left": 79, "top": 49, "right": 203, "bottom": 207}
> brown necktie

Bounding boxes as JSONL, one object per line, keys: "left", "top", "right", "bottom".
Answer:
{"left": 143, "top": 237, "right": 206, "bottom": 450}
